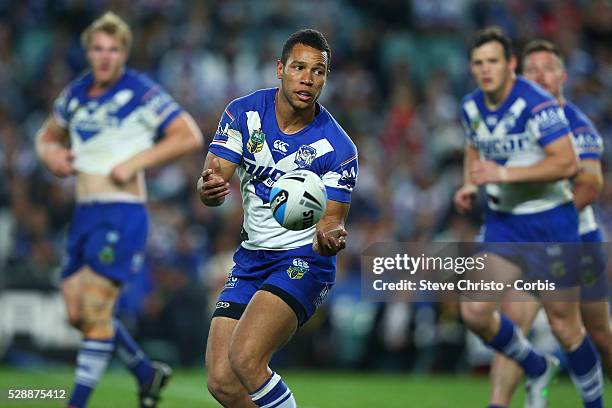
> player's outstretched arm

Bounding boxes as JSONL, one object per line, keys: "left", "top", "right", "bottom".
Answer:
{"left": 313, "top": 200, "right": 350, "bottom": 257}
{"left": 110, "top": 112, "right": 203, "bottom": 184}
{"left": 35, "top": 116, "right": 75, "bottom": 178}
{"left": 470, "top": 134, "right": 577, "bottom": 185}
{"left": 573, "top": 159, "right": 603, "bottom": 211}
{"left": 198, "top": 153, "right": 238, "bottom": 207}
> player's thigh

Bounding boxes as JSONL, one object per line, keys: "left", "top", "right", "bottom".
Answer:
{"left": 500, "top": 290, "right": 540, "bottom": 333}
{"left": 206, "top": 317, "right": 242, "bottom": 383}
{"left": 230, "top": 290, "right": 298, "bottom": 365}
{"left": 61, "top": 267, "right": 88, "bottom": 324}
{"left": 581, "top": 301, "right": 612, "bottom": 337}
{"left": 79, "top": 267, "right": 120, "bottom": 333}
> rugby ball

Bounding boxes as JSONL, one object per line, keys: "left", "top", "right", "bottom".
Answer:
{"left": 269, "top": 170, "right": 327, "bottom": 231}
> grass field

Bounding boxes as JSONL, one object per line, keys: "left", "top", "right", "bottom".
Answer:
{"left": 0, "top": 367, "right": 610, "bottom": 407}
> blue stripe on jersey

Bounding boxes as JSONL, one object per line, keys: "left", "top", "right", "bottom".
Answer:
{"left": 209, "top": 143, "right": 243, "bottom": 164}
{"left": 538, "top": 129, "right": 569, "bottom": 146}
{"left": 326, "top": 186, "right": 351, "bottom": 203}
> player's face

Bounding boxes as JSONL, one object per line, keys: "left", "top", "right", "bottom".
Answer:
{"left": 277, "top": 43, "right": 328, "bottom": 111}
{"left": 86, "top": 31, "right": 127, "bottom": 86}
{"left": 470, "top": 41, "right": 516, "bottom": 95}
{"left": 523, "top": 51, "right": 566, "bottom": 99}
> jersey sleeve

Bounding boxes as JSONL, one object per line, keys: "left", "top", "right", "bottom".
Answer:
{"left": 573, "top": 124, "right": 603, "bottom": 161}
{"left": 140, "top": 84, "right": 183, "bottom": 138}
{"left": 52, "top": 85, "right": 71, "bottom": 129}
{"left": 208, "top": 101, "right": 244, "bottom": 164}
{"left": 321, "top": 142, "right": 358, "bottom": 203}
{"left": 530, "top": 100, "right": 571, "bottom": 147}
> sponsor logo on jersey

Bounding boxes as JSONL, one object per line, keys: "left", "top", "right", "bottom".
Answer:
{"left": 287, "top": 258, "right": 309, "bottom": 279}
{"left": 295, "top": 145, "right": 317, "bottom": 168}
{"left": 273, "top": 139, "right": 289, "bottom": 153}
{"left": 474, "top": 133, "right": 531, "bottom": 158}
{"left": 573, "top": 132, "right": 602, "bottom": 154}
{"left": 534, "top": 107, "right": 566, "bottom": 132}
{"left": 215, "top": 301, "right": 231, "bottom": 309}
{"left": 339, "top": 166, "right": 357, "bottom": 189}
{"left": 247, "top": 128, "right": 266, "bottom": 153}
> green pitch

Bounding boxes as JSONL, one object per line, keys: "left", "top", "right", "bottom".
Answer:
{"left": 0, "top": 367, "right": 610, "bottom": 407}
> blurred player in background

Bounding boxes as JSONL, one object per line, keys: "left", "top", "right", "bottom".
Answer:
{"left": 199, "top": 29, "right": 358, "bottom": 407}
{"left": 487, "top": 39, "right": 612, "bottom": 408}
{"left": 454, "top": 27, "right": 604, "bottom": 408}
{"left": 35, "top": 12, "right": 203, "bottom": 408}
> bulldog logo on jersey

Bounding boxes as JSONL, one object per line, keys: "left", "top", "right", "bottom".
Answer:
{"left": 247, "top": 129, "right": 266, "bottom": 153}
{"left": 295, "top": 145, "right": 317, "bottom": 168}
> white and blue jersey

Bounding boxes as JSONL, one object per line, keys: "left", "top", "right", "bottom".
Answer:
{"left": 53, "top": 69, "right": 183, "bottom": 176}
{"left": 564, "top": 102, "right": 604, "bottom": 236}
{"left": 54, "top": 69, "right": 183, "bottom": 283}
{"left": 209, "top": 88, "right": 358, "bottom": 325}
{"left": 463, "top": 77, "right": 580, "bottom": 285}
{"left": 461, "top": 76, "right": 574, "bottom": 215}
{"left": 209, "top": 88, "right": 358, "bottom": 251}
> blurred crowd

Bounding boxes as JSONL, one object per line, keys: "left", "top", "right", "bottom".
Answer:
{"left": 1, "top": 0, "right": 611, "bottom": 369}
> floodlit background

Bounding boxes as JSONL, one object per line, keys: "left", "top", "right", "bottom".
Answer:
{"left": 0, "top": 0, "right": 611, "bottom": 406}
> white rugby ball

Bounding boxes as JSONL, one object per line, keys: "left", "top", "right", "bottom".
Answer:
{"left": 269, "top": 170, "right": 327, "bottom": 231}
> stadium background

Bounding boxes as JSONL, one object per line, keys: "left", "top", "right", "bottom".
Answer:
{"left": 0, "top": 0, "right": 611, "bottom": 406}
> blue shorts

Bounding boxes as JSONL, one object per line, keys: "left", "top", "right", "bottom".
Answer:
{"left": 62, "top": 203, "right": 148, "bottom": 283}
{"left": 213, "top": 244, "right": 335, "bottom": 326}
{"left": 580, "top": 229, "right": 608, "bottom": 300}
{"left": 481, "top": 202, "right": 580, "bottom": 287}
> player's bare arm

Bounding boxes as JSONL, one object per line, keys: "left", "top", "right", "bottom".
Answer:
{"left": 35, "top": 116, "right": 76, "bottom": 178}
{"left": 198, "top": 152, "right": 238, "bottom": 207}
{"left": 470, "top": 134, "right": 577, "bottom": 185}
{"left": 313, "top": 200, "right": 350, "bottom": 257}
{"left": 573, "top": 159, "right": 603, "bottom": 211}
{"left": 110, "top": 112, "right": 203, "bottom": 184}
{"left": 454, "top": 144, "right": 479, "bottom": 214}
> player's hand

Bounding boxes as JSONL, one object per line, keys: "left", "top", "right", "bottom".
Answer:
{"left": 470, "top": 160, "right": 508, "bottom": 185}
{"left": 110, "top": 161, "right": 138, "bottom": 185}
{"left": 45, "top": 147, "right": 76, "bottom": 178}
{"left": 453, "top": 184, "right": 477, "bottom": 214}
{"left": 313, "top": 227, "right": 348, "bottom": 256}
{"left": 198, "top": 157, "right": 230, "bottom": 206}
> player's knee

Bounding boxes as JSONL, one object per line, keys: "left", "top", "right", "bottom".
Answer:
{"left": 207, "top": 373, "right": 242, "bottom": 404}
{"left": 460, "top": 302, "right": 491, "bottom": 332}
{"left": 548, "top": 317, "right": 582, "bottom": 350}
{"left": 80, "top": 314, "right": 113, "bottom": 338}
{"left": 228, "top": 347, "right": 263, "bottom": 380}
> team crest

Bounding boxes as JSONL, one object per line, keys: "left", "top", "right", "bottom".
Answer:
{"left": 287, "top": 258, "right": 309, "bottom": 280}
{"left": 471, "top": 118, "right": 481, "bottom": 131}
{"left": 99, "top": 246, "right": 115, "bottom": 265}
{"left": 294, "top": 145, "right": 317, "bottom": 168}
{"left": 247, "top": 129, "right": 266, "bottom": 154}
